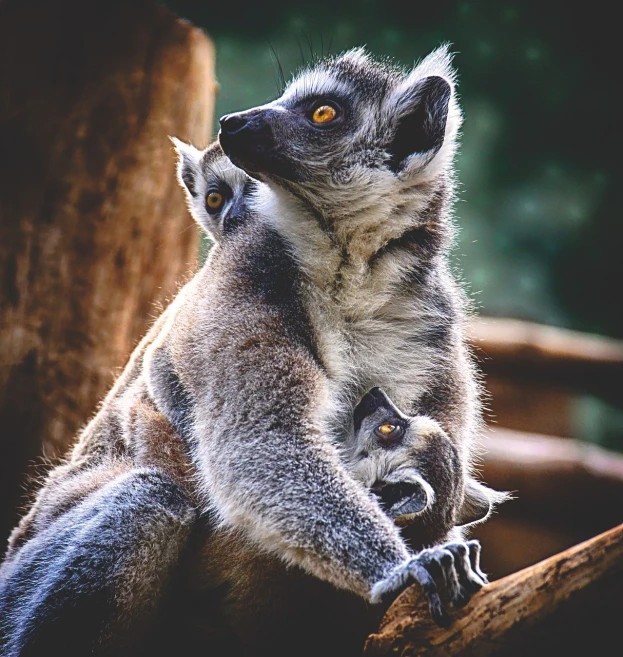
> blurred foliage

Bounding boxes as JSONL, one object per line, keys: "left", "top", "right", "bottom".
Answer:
{"left": 165, "top": 0, "right": 623, "bottom": 448}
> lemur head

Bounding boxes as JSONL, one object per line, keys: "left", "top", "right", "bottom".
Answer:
{"left": 352, "top": 387, "right": 507, "bottom": 530}
{"left": 218, "top": 46, "right": 460, "bottom": 237}
{"left": 171, "top": 138, "right": 258, "bottom": 242}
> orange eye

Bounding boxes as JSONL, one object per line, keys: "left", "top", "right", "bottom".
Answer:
{"left": 378, "top": 423, "right": 397, "bottom": 436}
{"left": 206, "top": 192, "right": 224, "bottom": 212}
{"left": 374, "top": 422, "right": 404, "bottom": 442}
{"left": 311, "top": 105, "right": 337, "bottom": 124}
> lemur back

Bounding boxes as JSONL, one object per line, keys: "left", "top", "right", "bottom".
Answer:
{"left": 2, "top": 142, "right": 251, "bottom": 556}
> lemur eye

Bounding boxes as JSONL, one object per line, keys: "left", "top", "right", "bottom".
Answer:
{"left": 375, "top": 423, "right": 404, "bottom": 441}
{"left": 311, "top": 104, "right": 337, "bottom": 124}
{"left": 206, "top": 192, "right": 224, "bottom": 213}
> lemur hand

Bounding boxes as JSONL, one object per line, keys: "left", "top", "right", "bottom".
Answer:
{"left": 370, "top": 539, "right": 487, "bottom": 627}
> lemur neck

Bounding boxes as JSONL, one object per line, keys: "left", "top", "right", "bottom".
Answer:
{"left": 259, "top": 181, "right": 453, "bottom": 306}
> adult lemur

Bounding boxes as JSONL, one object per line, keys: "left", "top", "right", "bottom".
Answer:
{"left": 1, "top": 47, "right": 503, "bottom": 655}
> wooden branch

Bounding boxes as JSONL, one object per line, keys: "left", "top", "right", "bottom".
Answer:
{"left": 0, "top": 0, "right": 215, "bottom": 542}
{"left": 469, "top": 317, "right": 623, "bottom": 407}
{"left": 472, "top": 428, "right": 623, "bottom": 577}
{"left": 481, "top": 427, "right": 623, "bottom": 536}
{"left": 364, "top": 523, "right": 623, "bottom": 657}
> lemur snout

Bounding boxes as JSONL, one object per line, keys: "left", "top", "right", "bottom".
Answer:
{"left": 219, "top": 113, "right": 249, "bottom": 135}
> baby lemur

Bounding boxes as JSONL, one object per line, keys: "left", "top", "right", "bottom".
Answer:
{"left": 1, "top": 47, "right": 504, "bottom": 655}
{"left": 352, "top": 386, "right": 501, "bottom": 539}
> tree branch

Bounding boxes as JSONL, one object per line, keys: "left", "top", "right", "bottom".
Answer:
{"left": 364, "top": 523, "right": 623, "bottom": 657}
{"left": 469, "top": 317, "right": 623, "bottom": 407}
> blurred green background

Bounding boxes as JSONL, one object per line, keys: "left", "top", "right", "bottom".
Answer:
{"left": 166, "top": 0, "right": 622, "bottom": 448}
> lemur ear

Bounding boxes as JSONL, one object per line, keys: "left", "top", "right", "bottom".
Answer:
{"left": 456, "top": 476, "right": 511, "bottom": 527}
{"left": 353, "top": 387, "right": 401, "bottom": 433}
{"left": 387, "top": 75, "right": 452, "bottom": 173}
{"left": 170, "top": 136, "right": 202, "bottom": 199}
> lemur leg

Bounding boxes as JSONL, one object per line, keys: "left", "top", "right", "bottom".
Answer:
{"left": 0, "top": 467, "right": 196, "bottom": 657}
{"left": 1, "top": 395, "right": 196, "bottom": 657}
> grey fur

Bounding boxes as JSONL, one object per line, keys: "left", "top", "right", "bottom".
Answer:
{"left": 146, "top": 47, "right": 492, "bottom": 598}
{"left": 1, "top": 47, "right": 506, "bottom": 655}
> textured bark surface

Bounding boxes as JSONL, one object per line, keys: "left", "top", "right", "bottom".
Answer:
{"left": 364, "top": 523, "right": 623, "bottom": 657}
{"left": 0, "top": 0, "right": 215, "bottom": 544}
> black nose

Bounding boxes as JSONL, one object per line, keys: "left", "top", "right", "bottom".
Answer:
{"left": 219, "top": 113, "right": 249, "bottom": 135}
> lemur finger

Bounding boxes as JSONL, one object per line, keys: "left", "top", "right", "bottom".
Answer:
{"left": 444, "top": 542, "right": 485, "bottom": 600}
{"left": 369, "top": 560, "right": 413, "bottom": 603}
{"left": 419, "top": 548, "right": 464, "bottom": 609}
{"left": 466, "top": 539, "right": 489, "bottom": 584}
{"left": 408, "top": 558, "right": 449, "bottom": 627}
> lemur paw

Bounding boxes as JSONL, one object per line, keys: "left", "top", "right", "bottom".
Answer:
{"left": 370, "top": 539, "right": 487, "bottom": 627}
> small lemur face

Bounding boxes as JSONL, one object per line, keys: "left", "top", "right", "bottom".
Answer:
{"left": 171, "top": 138, "right": 257, "bottom": 242}
{"left": 352, "top": 387, "right": 446, "bottom": 523}
{"left": 352, "top": 387, "right": 504, "bottom": 530}
{"left": 218, "top": 47, "right": 460, "bottom": 216}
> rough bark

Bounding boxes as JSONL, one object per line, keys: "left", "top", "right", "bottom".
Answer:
{"left": 0, "top": 0, "right": 215, "bottom": 544}
{"left": 364, "top": 523, "right": 623, "bottom": 657}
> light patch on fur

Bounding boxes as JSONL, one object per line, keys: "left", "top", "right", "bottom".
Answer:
{"left": 413, "top": 416, "right": 444, "bottom": 440}
{"left": 280, "top": 71, "right": 351, "bottom": 106}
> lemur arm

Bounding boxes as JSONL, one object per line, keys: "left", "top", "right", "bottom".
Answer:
{"left": 146, "top": 330, "right": 410, "bottom": 598}
{"left": 0, "top": 466, "right": 196, "bottom": 657}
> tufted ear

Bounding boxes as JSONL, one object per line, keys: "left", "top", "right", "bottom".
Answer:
{"left": 170, "top": 136, "right": 203, "bottom": 200}
{"left": 456, "top": 476, "right": 511, "bottom": 527}
{"left": 387, "top": 75, "right": 452, "bottom": 173}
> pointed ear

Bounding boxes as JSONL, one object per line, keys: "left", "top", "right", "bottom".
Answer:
{"left": 387, "top": 75, "right": 452, "bottom": 173}
{"left": 456, "top": 476, "right": 511, "bottom": 527}
{"left": 170, "top": 136, "right": 203, "bottom": 200}
{"left": 353, "top": 387, "right": 401, "bottom": 433}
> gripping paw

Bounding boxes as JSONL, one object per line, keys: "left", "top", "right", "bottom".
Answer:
{"left": 370, "top": 540, "right": 487, "bottom": 627}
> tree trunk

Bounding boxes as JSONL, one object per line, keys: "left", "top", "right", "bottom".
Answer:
{"left": 0, "top": 0, "right": 215, "bottom": 544}
{"left": 365, "top": 523, "right": 623, "bottom": 657}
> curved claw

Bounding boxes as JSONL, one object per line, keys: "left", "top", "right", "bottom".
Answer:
{"left": 466, "top": 539, "right": 489, "bottom": 583}
{"left": 444, "top": 541, "right": 487, "bottom": 597}
{"left": 417, "top": 548, "right": 463, "bottom": 610}
{"left": 407, "top": 556, "right": 449, "bottom": 627}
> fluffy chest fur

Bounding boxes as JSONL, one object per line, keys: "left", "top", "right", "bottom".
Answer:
{"left": 251, "top": 177, "right": 469, "bottom": 450}
{"left": 305, "top": 276, "right": 450, "bottom": 445}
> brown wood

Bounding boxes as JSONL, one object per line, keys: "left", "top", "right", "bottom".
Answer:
{"left": 0, "top": 0, "right": 215, "bottom": 544}
{"left": 473, "top": 428, "right": 623, "bottom": 577}
{"left": 480, "top": 428, "right": 623, "bottom": 534}
{"left": 469, "top": 317, "right": 623, "bottom": 408}
{"left": 364, "top": 523, "right": 623, "bottom": 657}
{"left": 482, "top": 375, "right": 573, "bottom": 436}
